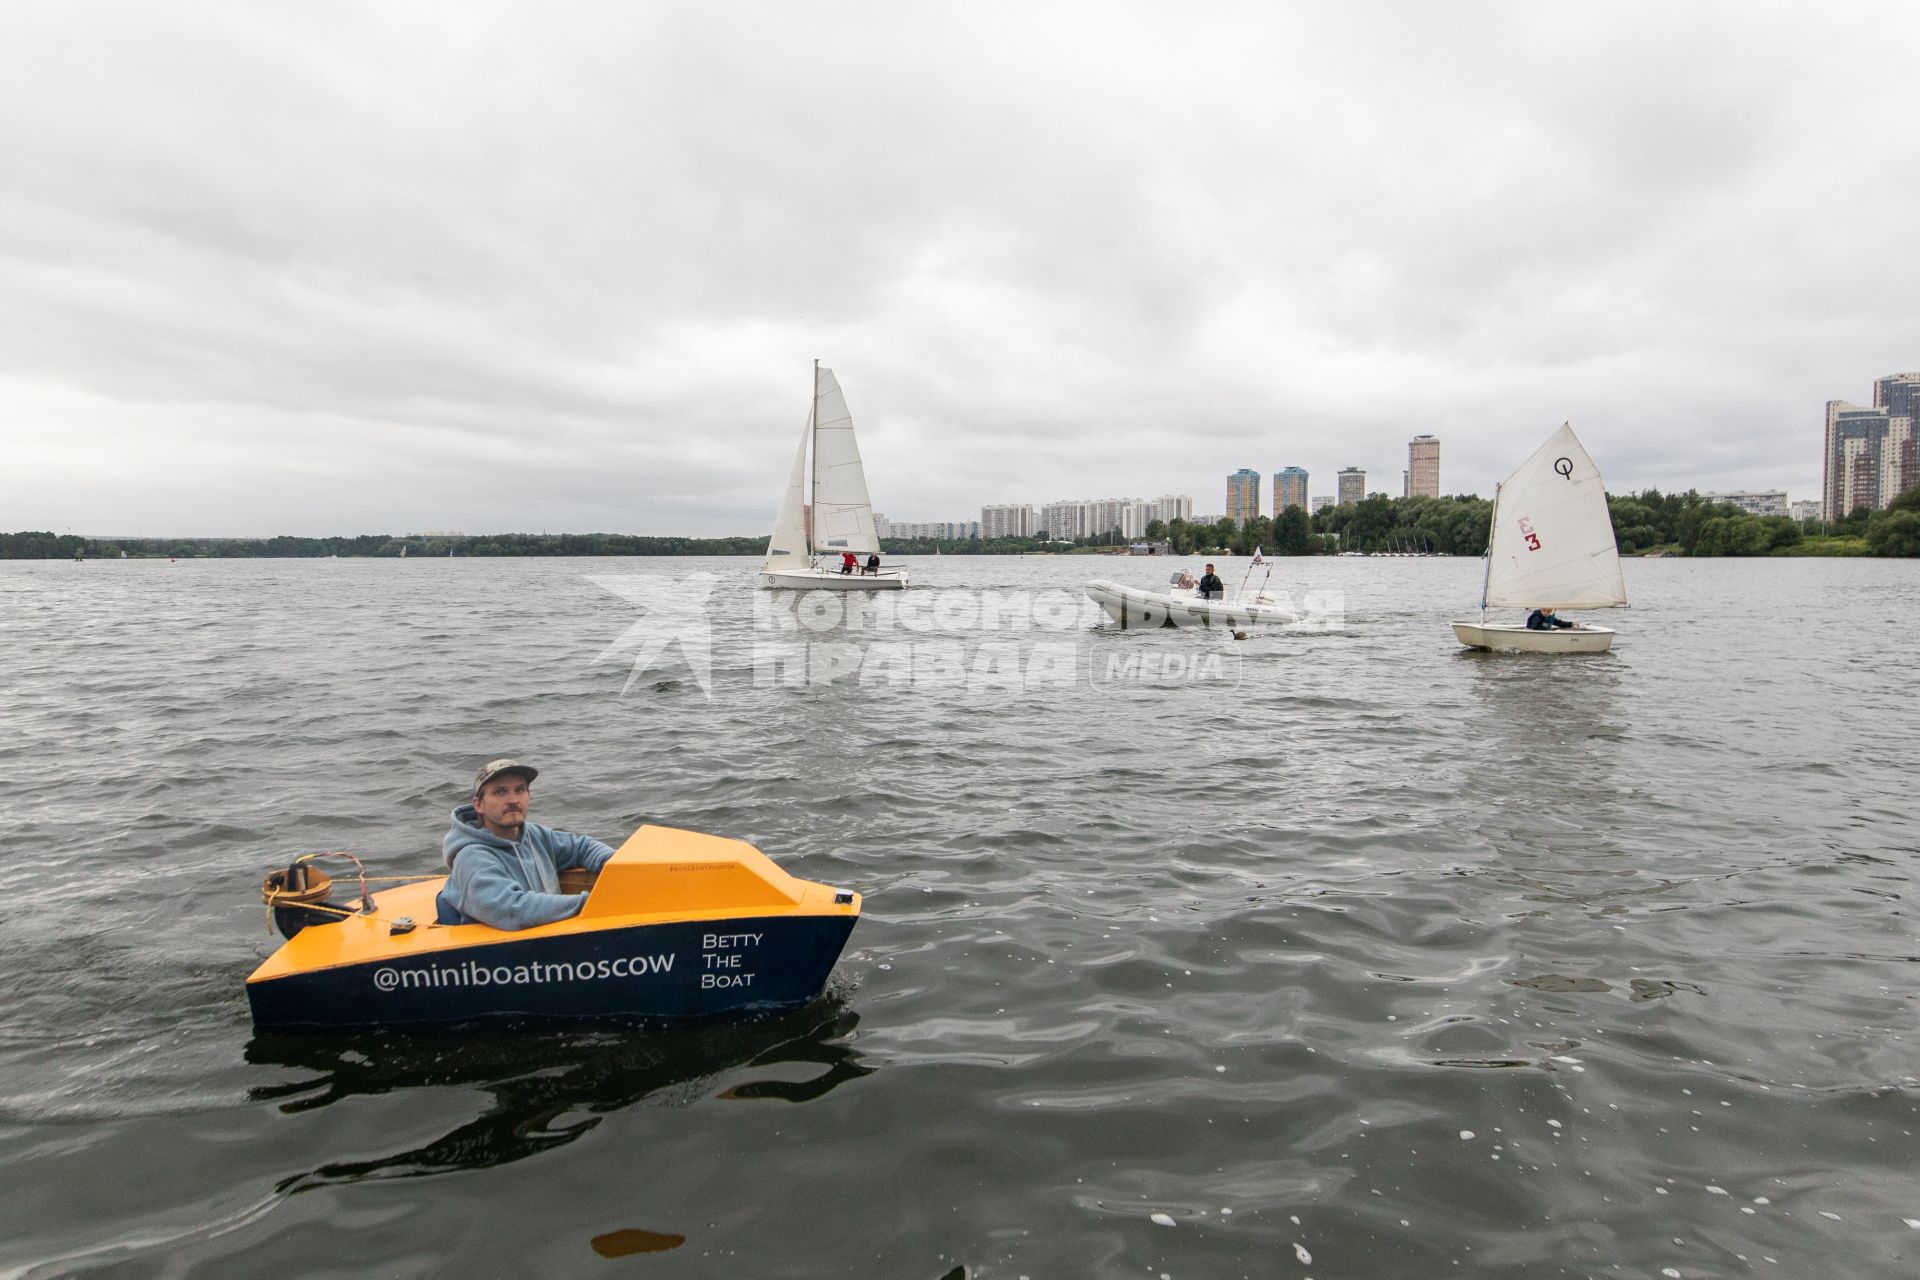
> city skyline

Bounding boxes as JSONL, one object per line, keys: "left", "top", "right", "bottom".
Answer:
{"left": 828, "top": 400, "right": 1876, "bottom": 538}
{"left": 889, "top": 436, "right": 1850, "bottom": 538}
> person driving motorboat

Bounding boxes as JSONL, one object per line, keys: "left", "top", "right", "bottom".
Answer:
{"left": 436, "top": 759, "right": 618, "bottom": 930}
{"left": 1196, "top": 563, "right": 1225, "bottom": 600}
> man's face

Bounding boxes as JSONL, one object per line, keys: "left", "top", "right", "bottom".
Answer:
{"left": 475, "top": 774, "right": 532, "bottom": 833}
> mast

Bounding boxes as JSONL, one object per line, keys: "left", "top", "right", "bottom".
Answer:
{"left": 1479, "top": 483, "right": 1500, "bottom": 619}
{"left": 807, "top": 359, "right": 819, "bottom": 560}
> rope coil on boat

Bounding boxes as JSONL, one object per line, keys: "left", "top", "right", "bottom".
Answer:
{"left": 260, "top": 852, "right": 386, "bottom": 934}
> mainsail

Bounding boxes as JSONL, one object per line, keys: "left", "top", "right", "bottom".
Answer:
{"left": 1482, "top": 423, "right": 1627, "bottom": 611}
{"left": 808, "top": 367, "right": 881, "bottom": 557}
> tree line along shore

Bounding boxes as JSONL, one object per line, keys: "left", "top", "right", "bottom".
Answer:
{"left": 7, "top": 488, "right": 1918, "bottom": 560}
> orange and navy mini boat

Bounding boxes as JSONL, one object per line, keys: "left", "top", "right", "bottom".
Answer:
{"left": 248, "top": 825, "right": 861, "bottom": 1030}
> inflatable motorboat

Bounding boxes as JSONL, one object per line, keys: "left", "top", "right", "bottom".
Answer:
{"left": 248, "top": 824, "right": 860, "bottom": 1030}
{"left": 1084, "top": 576, "right": 1302, "bottom": 630}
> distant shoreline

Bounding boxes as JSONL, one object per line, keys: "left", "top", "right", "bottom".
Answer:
{"left": 7, "top": 485, "right": 1912, "bottom": 562}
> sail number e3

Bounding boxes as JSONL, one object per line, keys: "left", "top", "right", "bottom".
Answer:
{"left": 1517, "top": 516, "right": 1542, "bottom": 551}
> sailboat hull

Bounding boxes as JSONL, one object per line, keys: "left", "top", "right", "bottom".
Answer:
{"left": 761, "top": 566, "right": 910, "bottom": 591}
{"left": 1451, "top": 622, "right": 1616, "bottom": 653}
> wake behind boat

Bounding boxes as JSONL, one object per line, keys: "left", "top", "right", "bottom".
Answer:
{"left": 1452, "top": 423, "right": 1627, "bottom": 654}
{"left": 761, "top": 362, "right": 910, "bottom": 591}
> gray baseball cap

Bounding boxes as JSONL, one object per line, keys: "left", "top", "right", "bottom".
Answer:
{"left": 473, "top": 758, "right": 538, "bottom": 794}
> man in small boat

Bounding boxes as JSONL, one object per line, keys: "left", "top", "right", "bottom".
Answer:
{"left": 1196, "top": 563, "right": 1225, "bottom": 601}
{"left": 1526, "top": 606, "right": 1578, "bottom": 631}
{"left": 865, "top": 552, "right": 880, "bottom": 575}
{"left": 435, "top": 760, "right": 617, "bottom": 930}
{"left": 840, "top": 551, "right": 857, "bottom": 575}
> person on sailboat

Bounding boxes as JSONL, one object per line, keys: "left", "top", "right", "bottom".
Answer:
{"left": 866, "top": 553, "right": 880, "bottom": 575}
{"left": 436, "top": 760, "right": 617, "bottom": 930}
{"left": 840, "top": 551, "right": 857, "bottom": 575}
{"left": 1196, "top": 564, "right": 1225, "bottom": 601}
{"left": 1525, "top": 607, "right": 1577, "bottom": 631}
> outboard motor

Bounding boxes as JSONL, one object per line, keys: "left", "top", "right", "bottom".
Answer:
{"left": 262, "top": 863, "right": 349, "bottom": 940}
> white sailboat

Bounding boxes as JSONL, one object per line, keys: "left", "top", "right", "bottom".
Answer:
{"left": 1451, "top": 423, "right": 1626, "bottom": 654}
{"left": 761, "top": 362, "right": 910, "bottom": 591}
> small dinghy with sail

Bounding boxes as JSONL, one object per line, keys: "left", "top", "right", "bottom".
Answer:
{"left": 760, "top": 362, "right": 909, "bottom": 591}
{"left": 248, "top": 824, "right": 860, "bottom": 1030}
{"left": 1451, "top": 423, "right": 1627, "bottom": 654}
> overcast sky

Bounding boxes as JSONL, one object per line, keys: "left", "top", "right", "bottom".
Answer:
{"left": 4, "top": 2, "right": 1918, "bottom": 537}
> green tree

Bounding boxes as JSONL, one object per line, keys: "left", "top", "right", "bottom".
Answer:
{"left": 1693, "top": 514, "right": 1770, "bottom": 556}
{"left": 1866, "top": 510, "right": 1920, "bottom": 557}
{"left": 1836, "top": 504, "right": 1874, "bottom": 535}
{"left": 1271, "top": 506, "right": 1314, "bottom": 555}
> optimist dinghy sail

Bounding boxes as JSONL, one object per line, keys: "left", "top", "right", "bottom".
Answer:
{"left": 1453, "top": 423, "right": 1626, "bottom": 653}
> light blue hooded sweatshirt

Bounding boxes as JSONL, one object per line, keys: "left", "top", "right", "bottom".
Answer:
{"left": 435, "top": 804, "right": 617, "bottom": 930}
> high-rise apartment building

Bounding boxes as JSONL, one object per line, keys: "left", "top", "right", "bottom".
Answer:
{"left": 1273, "top": 467, "right": 1308, "bottom": 513}
{"left": 1337, "top": 467, "right": 1366, "bottom": 506}
{"left": 1039, "top": 500, "right": 1084, "bottom": 541}
{"left": 1086, "top": 498, "right": 1133, "bottom": 540}
{"left": 1145, "top": 494, "right": 1194, "bottom": 525}
{"left": 1226, "top": 469, "right": 1261, "bottom": 525}
{"left": 1040, "top": 499, "right": 1145, "bottom": 541}
{"left": 1311, "top": 496, "right": 1333, "bottom": 514}
{"left": 1823, "top": 373, "right": 1919, "bottom": 518}
{"left": 1407, "top": 435, "right": 1440, "bottom": 498}
{"left": 884, "top": 520, "right": 980, "bottom": 540}
{"left": 1706, "top": 490, "right": 1789, "bottom": 518}
{"left": 980, "top": 504, "right": 1034, "bottom": 539}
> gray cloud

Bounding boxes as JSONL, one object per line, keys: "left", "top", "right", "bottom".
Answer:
{"left": 3, "top": 1, "right": 1917, "bottom": 535}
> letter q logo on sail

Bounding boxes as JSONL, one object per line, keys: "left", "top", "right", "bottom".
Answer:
{"left": 373, "top": 968, "right": 400, "bottom": 991}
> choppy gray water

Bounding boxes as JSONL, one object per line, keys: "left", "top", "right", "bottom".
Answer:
{"left": 1, "top": 555, "right": 1916, "bottom": 1278}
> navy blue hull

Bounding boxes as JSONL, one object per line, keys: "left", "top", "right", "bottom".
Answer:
{"left": 248, "top": 915, "right": 857, "bottom": 1030}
